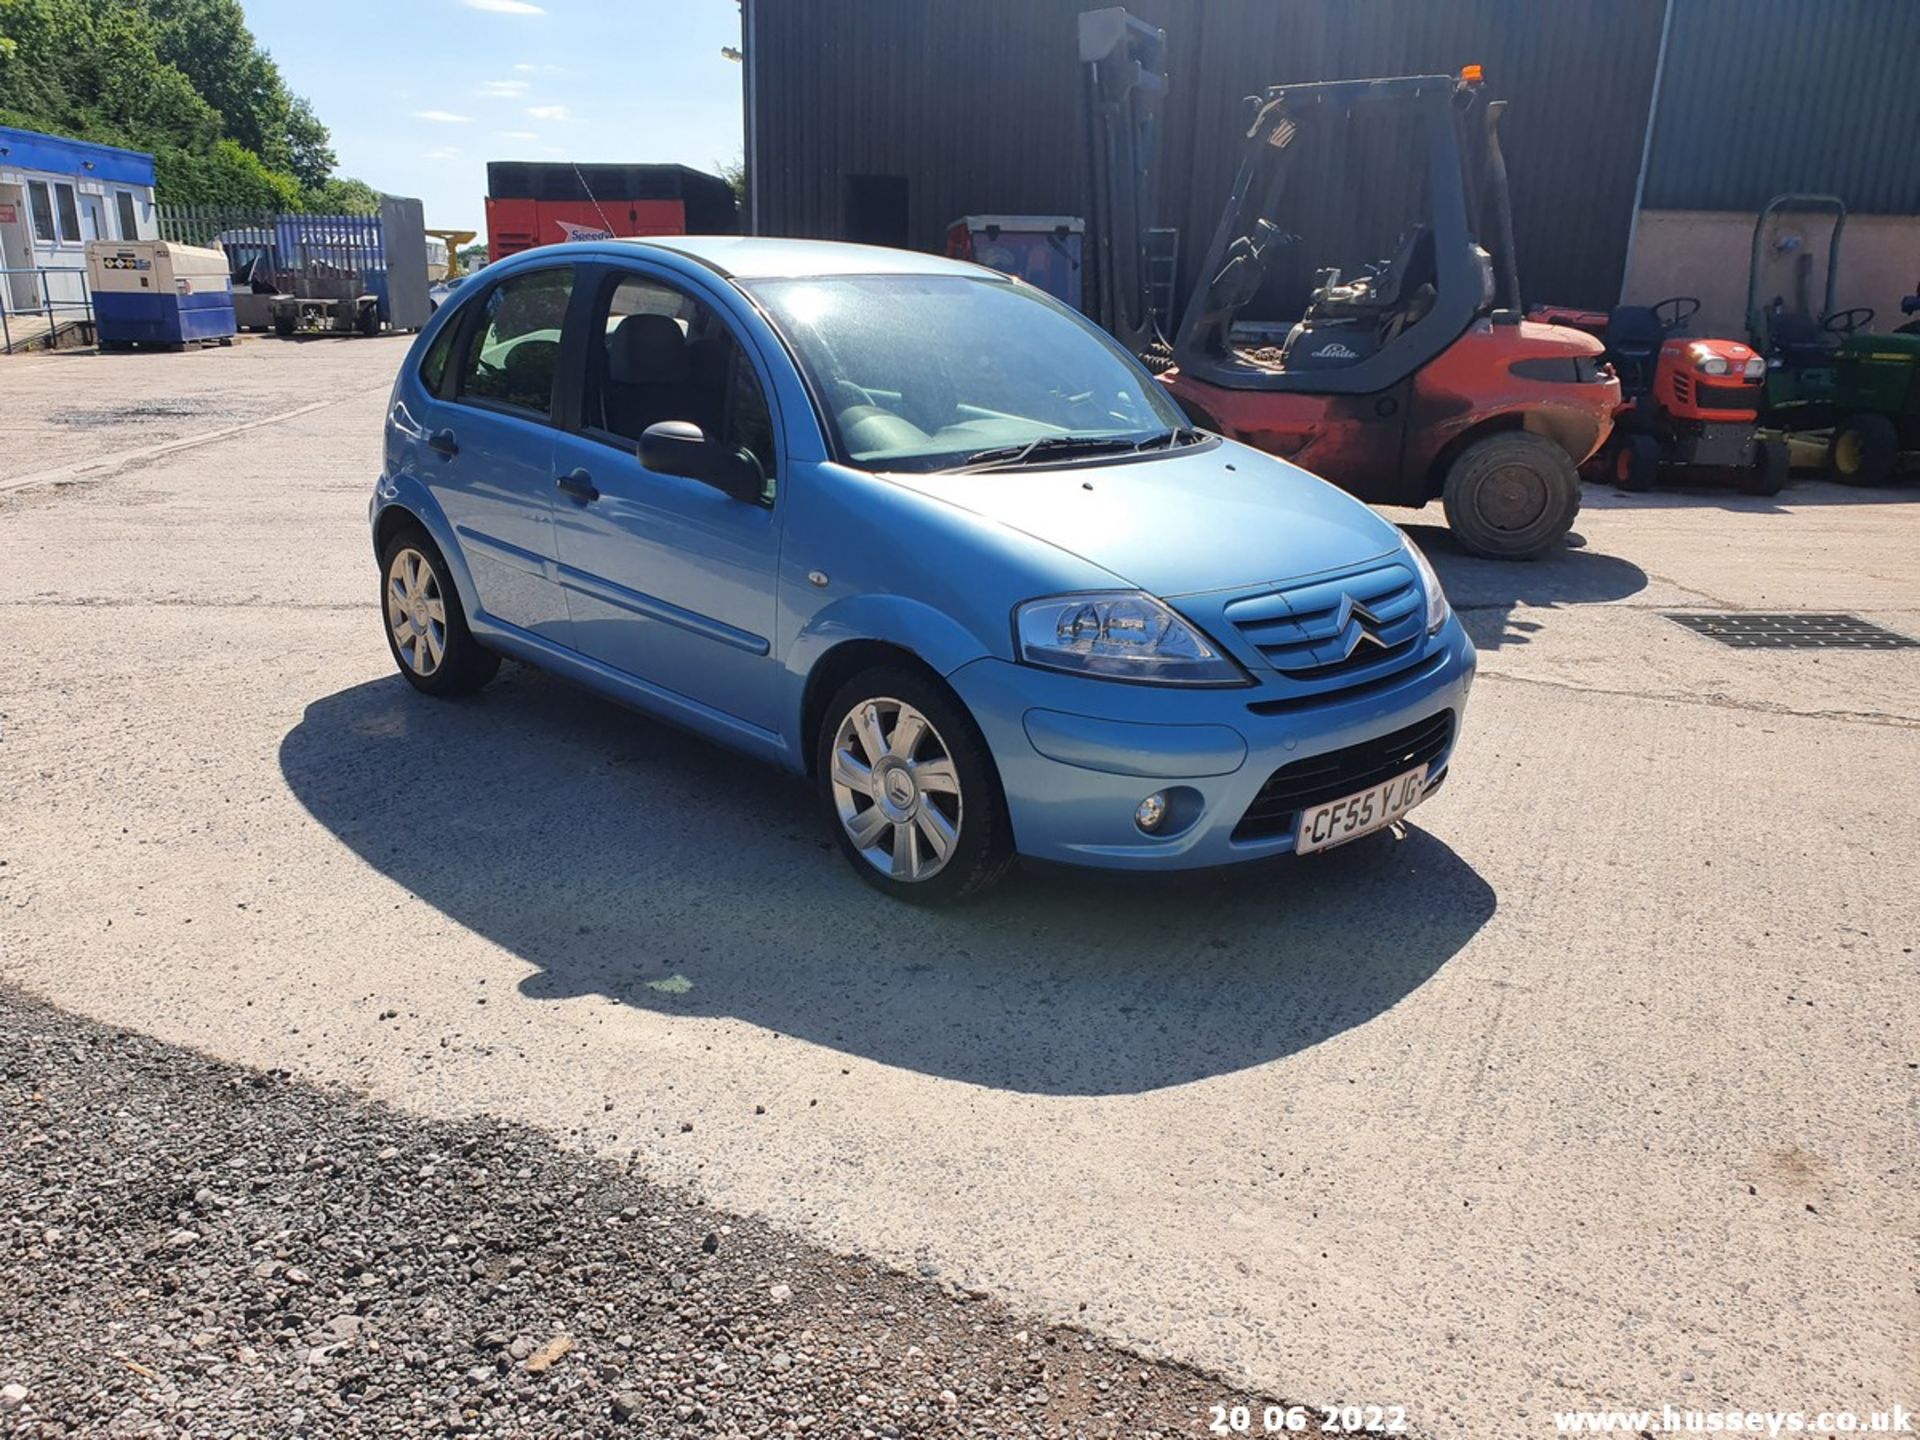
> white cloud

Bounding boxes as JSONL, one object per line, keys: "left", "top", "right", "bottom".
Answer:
{"left": 513, "top": 62, "right": 562, "bottom": 72}
{"left": 525, "top": 104, "right": 571, "bottom": 121}
{"left": 421, "top": 147, "right": 463, "bottom": 161}
{"left": 414, "top": 109, "right": 473, "bottom": 124}
{"left": 477, "top": 80, "right": 530, "bottom": 98}
{"left": 463, "top": 0, "right": 546, "bottom": 14}
{"left": 494, "top": 130, "right": 539, "bottom": 142}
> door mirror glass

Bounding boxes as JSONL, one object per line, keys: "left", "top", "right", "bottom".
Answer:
{"left": 639, "top": 421, "right": 765, "bottom": 503}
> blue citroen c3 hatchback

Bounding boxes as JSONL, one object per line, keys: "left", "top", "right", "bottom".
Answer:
{"left": 371, "top": 237, "right": 1476, "bottom": 902}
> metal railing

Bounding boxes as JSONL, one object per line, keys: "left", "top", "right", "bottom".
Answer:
{"left": 0, "top": 266, "right": 94, "bottom": 355}
{"left": 159, "top": 204, "right": 384, "bottom": 276}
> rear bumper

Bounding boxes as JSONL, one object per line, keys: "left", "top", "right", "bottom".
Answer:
{"left": 948, "top": 621, "right": 1477, "bottom": 870}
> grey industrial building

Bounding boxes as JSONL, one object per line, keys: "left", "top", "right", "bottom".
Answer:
{"left": 740, "top": 0, "right": 1920, "bottom": 335}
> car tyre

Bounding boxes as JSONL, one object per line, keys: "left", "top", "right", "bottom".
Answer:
{"left": 379, "top": 525, "right": 500, "bottom": 697}
{"left": 1828, "top": 413, "right": 1898, "bottom": 486}
{"left": 1441, "top": 432, "right": 1581, "bottom": 559}
{"left": 815, "top": 665, "right": 1015, "bottom": 905}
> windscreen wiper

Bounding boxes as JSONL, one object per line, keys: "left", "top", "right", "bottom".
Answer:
{"left": 1133, "top": 425, "right": 1205, "bottom": 452}
{"left": 952, "top": 435, "right": 1146, "bottom": 473}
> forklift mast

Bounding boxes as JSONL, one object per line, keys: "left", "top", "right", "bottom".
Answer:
{"left": 1078, "top": 7, "right": 1168, "bottom": 357}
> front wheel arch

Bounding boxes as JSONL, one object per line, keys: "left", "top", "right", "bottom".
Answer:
{"left": 799, "top": 640, "right": 946, "bottom": 780}
{"left": 1422, "top": 408, "right": 1603, "bottom": 501}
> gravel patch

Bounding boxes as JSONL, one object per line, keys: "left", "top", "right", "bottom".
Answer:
{"left": 0, "top": 988, "right": 1318, "bottom": 1438}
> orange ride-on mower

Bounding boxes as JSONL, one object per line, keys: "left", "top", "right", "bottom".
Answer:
{"left": 1534, "top": 297, "right": 1787, "bottom": 495}
{"left": 1159, "top": 69, "right": 1620, "bottom": 559}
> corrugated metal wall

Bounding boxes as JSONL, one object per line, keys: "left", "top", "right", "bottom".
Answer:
{"left": 1642, "top": 0, "right": 1920, "bottom": 214}
{"left": 747, "top": 0, "right": 1666, "bottom": 312}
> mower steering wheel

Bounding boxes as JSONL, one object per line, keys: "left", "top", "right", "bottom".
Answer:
{"left": 1652, "top": 296, "right": 1701, "bottom": 331}
{"left": 1823, "top": 307, "right": 1875, "bottom": 335}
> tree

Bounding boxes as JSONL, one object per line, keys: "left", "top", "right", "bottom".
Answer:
{"left": 0, "top": 0, "right": 359, "bottom": 209}
{"left": 283, "top": 95, "right": 334, "bottom": 190}
{"left": 306, "top": 176, "right": 381, "bottom": 213}
{"left": 144, "top": 0, "right": 291, "bottom": 166}
{"left": 158, "top": 136, "right": 304, "bottom": 210}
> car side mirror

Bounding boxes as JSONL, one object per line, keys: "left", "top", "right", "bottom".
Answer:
{"left": 638, "top": 421, "right": 764, "bottom": 503}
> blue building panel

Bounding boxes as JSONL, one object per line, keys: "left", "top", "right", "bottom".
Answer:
{"left": 0, "top": 127, "right": 157, "bottom": 189}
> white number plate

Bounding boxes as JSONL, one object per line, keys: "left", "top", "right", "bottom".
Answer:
{"left": 1295, "top": 765, "right": 1428, "bottom": 855}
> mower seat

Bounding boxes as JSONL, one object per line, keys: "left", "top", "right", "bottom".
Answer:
{"left": 1603, "top": 305, "right": 1666, "bottom": 394}
{"left": 1768, "top": 310, "right": 1833, "bottom": 371}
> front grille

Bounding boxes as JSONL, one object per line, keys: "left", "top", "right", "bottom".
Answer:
{"left": 1223, "top": 558, "right": 1427, "bottom": 695}
{"left": 1233, "top": 709, "right": 1455, "bottom": 843}
{"left": 1694, "top": 378, "right": 1761, "bottom": 413}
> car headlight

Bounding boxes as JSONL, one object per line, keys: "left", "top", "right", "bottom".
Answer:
{"left": 1015, "top": 592, "right": 1247, "bottom": 685}
{"left": 1743, "top": 355, "right": 1766, "bottom": 378}
{"left": 1402, "top": 536, "right": 1451, "bottom": 634}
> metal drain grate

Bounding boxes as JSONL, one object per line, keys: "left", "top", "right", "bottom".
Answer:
{"left": 1665, "top": 613, "right": 1920, "bottom": 649}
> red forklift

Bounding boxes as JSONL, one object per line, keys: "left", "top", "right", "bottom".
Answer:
{"left": 1080, "top": 16, "right": 1619, "bottom": 559}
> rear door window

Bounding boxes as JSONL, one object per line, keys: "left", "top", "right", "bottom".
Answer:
{"left": 454, "top": 266, "right": 575, "bottom": 419}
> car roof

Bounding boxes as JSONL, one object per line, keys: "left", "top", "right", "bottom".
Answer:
{"left": 595, "top": 235, "right": 1005, "bottom": 282}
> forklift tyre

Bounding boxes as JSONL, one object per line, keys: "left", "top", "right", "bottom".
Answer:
{"left": 1441, "top": 432, "right": 1582, "bottom": 560}
{"left": 1610, "top": 433, "right": 1661, "bottom": 493}
{"left": 1740, "top": 437, "right": 1790, "bottom": 497}
{"left": 356, "top": 304, "right": 380, "bottom": 337}
{"left": 1828, "top": 414, "right": 1898, "bottom": 486}
{"left": 273, "top": 314, "right": 295, "bottom": 338}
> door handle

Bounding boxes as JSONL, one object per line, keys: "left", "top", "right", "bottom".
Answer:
{"left": 427, "top": 428, "right": 459, "bottom": 458}
{"left": 555, "top": 468, "right": 600, "bottom": 503}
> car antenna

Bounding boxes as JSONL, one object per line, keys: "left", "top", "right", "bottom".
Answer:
{"left": 571, "top": 161, "right": 618, "bottom": 239}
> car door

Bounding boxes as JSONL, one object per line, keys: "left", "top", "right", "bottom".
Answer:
{"left": 547, "top": 265, "right": 784, "bottom": 734}
{"left": 413, "top": 264, "right": 575, "bottom": 643}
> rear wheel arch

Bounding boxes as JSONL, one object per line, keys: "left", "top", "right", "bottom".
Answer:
{"left": 373, "top": 499, "right": 481, "bottom": 618}
{"left": 372, "top": 502, "right": 426, "bottom": 560}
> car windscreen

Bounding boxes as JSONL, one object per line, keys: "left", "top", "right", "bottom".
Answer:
{"left": 743, "top": 274, "right": 1187, "bottom": 473}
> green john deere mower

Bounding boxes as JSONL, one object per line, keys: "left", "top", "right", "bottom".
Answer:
{"left": 1747, "top": 194, "right": 1920, "bottom": 485}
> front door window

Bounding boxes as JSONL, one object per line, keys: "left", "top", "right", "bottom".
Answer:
{"left": 584, "top": 273, "right": 778, "bottom": 502}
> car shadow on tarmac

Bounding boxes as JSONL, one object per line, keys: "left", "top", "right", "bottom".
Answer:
{"left": 281, "top": 670, "right": 1496, "bottom": 1097}
{"left": 1396, "top": 521, "right": 1648, "bottom": 653}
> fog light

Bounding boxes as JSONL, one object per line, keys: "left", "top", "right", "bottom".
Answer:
{"left": 1135, "top": 792, "right": 1168, "bottom": 832}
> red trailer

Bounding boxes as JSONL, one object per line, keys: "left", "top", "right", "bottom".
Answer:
{"left": 483, "top": 163, "right": 738, "bottom": 260}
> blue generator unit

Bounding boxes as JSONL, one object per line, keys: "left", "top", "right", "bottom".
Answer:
{"left": 87, "top": 241, "right": 237, "bottom": 349}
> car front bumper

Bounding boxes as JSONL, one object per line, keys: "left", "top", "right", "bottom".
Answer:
{"left": 947, "top": 622, "right": 1477, "bottom": 870}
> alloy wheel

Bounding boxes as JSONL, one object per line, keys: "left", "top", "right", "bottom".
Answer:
{"left": 386, "top": 547, "right": 447, "bottom": 678}
{"left": 829, "top": 697, "right": 963, "bottom": 882}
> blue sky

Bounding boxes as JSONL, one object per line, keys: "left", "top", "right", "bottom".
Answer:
{"left": 243, "top": 0, "right": 746, "bottom": 237}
